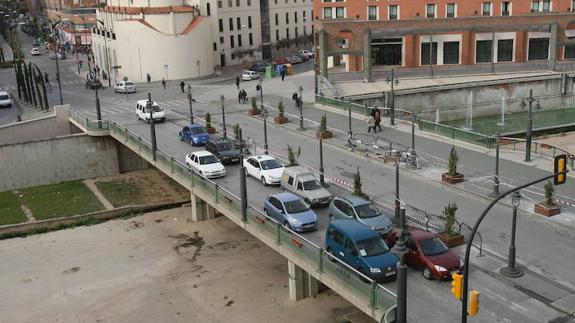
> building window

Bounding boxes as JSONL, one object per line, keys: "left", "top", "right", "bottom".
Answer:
{"left": 248, "top": 16, "right": 252, "bottom": 28}
{"left": 248, "top": 0, "right": 251, "bottom": 5}
{"left": 275, "top": 13, "right": 279, "bottom": 25}
{"left": 274, "top": 0, "right": 277, "bottom": 3}
{"left": 529, "top": 38, "right": 549, "bottom": 60}
{"left": 286, "top": 12, "right": 289, "bottom": 24}
{"left": 220, "top": 36, "right": 224, "bottom": 43}
{"left": 236, "top": 0, "right": 240, "bottom": 6}
{"left": 389, "top": 5, "right": 398, "bottom": 19}
{"left": 446, "top": 3, "right": 456, "bottom": 17}
{"left": 237, "top": 17, "right": 241, "bottom": 30}
{"left": 231, "top": 53, "right": 235, "bottom": 60}
{"left": 565, "top": 42, "right": 575, "bottom": 59}
{"left": 421, "top": 42, "right": 438, "bottom": 65}
{"left": 213, "top": 42, "right": 217, "bottom": 51}
{"left": 218, "top": 0, "right": 222, "bottom": 8}
{"left": 531, "top": 1, "right": 539, "bottom": 11}
{"left": 229, "top": 18, "right": 233, "bottom": 31}
{"left": 303, "top": 26, "right": 307, "bottom": 35}
{"left": 276, "top": 29, "right": 279, "bottom": 41}
{"left": 542, "top": 0, "right": 551, "bottom": 11}
{"left": 368, "top": 6, "right": 378, "bottom": 20}
{"left": 219, "top": 19, "right": 223, "bottom": 32}
{"left": 249, "top": 33, "right": 253, "bottom": 45}
{"left": 336, "top": 7, "right": 345, "bottom": 18}
{"left": 501, "top": 2, "right": 511, "bottom": 15}
{"left": 230, "top": 35, "right": 235, "bottom": 48}
{"left": 228, "top": 0, "right": 232, "bottom": 6}
{"left": 295, "top": 12, "right": 298, "bottom": 23}
{"left": 238, "top": 34, "right": 242, "bottom": 47}
{"left": 498, "top": 39, "right": 513, "bottom": 61}
{"left": 476, "top": 40, "right": 492, "bottom": 63}
{"left": 482, "top": 2, "right": 491, "bottom": 16}
{"left": 323, "top": 7, "right": 332, "bottom": 19}
{"left": 286, "top": 28, "right": 290, "bottom": 39}
{"left": 295, "top": 27, "right": 298, "bottom": 38}
{"left": 572, "top": 0, "right": 575, "bottom": 11}
{"left": 207, "top": 3, "right": 211, "bottom": 15}
{"left": 443, "top": 42, "right": 459, "bottom": 64}
{"left": 323, "top": 0, "right": 332, "bottom": 2}
{"left": 303, "top": 10, "right": 307, "bottom": 21}
{"left": 426, "top": 4, "right": 436, "bottom": 18}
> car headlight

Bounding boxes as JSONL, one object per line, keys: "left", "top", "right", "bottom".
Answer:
{"left": 434, "top": 265, "right": 447, "bottom": 272}
{"left": 370, "top": 268, "right": 381, "bottom": 273}
{"left": 290, "top": 218, "right": 301, "bottom": 226}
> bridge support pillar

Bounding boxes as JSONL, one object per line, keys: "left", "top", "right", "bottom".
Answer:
{"left": 206, "top": 204, "right": 217, "bottom": 219}
{"left": 288, "top": 260, "right": 319, "bottom": 301}
{"left": 190, "top": 192, "right": 207, "bottom": 222}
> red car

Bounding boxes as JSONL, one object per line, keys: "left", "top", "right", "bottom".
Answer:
{"left": 388, "top": 227, "right": 463, "bottom": 280}
{"left": 272, "top": 57, "right": 290, "bottom": 65}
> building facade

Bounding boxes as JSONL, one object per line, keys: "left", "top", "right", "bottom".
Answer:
{"left": 313, "top": 0, "right": 575, "bottom": 79}
{"left": 39, "top": 0, "right": 101, "bottom": 48}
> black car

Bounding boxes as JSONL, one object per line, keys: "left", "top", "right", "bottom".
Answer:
{"left": 86, "top": 79, "right": 103, "bottom": 90}
{"left": 205, "top": 139, "right": 241, "bottom": 164}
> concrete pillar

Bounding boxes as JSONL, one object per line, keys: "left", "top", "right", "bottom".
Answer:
{"left": 190, "top": 192, "right": 207, "bottom": 222}
{"left": 363, "top": 29, "right": 372, "bottom": 83}
{"left": 549, "top": 23, "right": 558, "bottom": 71}
{"left": 288, "top": 260, "right": 319, "bottom": 301}
{"left": 206, "top": 204, "right": 217, "bottom": 219}
{"left": 319, "top": 30, "right": 328, "bottom": 78}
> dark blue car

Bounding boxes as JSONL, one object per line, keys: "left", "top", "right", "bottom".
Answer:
{"left": 179, "top": 124, "right": 209, "bottom": 146}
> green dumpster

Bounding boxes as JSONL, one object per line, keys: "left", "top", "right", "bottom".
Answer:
{"left": 265, "top": 65, "right": 275, "bottom": 78}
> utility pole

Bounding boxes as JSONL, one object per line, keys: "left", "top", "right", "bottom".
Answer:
{"left": 392, "top": 205, "right": 408, "bottom": 323}
{"left": 186, "top": 84, "right": 194, "bottom": 124}
{"left": 95, "top": 77, "right": 102, "bottom": 128}
{"left": 319, "top": 137, "right": 325, "bottom": 185}
{"left": 220, "top": 95, "right": 227, "bottom": 139}
{"left": 491, "top": 134, "right": 500, "bottom": 197}
{"left": 96, "top": 19, "right": 112, "bottom": 87}
{"left": 148, "top": 92, "right": 157, "bottom": 161}
{"left": 393, "top": 159, "right": 400, "bottom": 226}
{"left": 297, "top": 86, "right": 304, "bottom": 130}
{"left": 500, "top": 191, "right": 523, "bottom": 278}
{"left": 387, "top": 68, "right": 399, "bottom": 126}
{"left": 522, "top": 89, "right": 539, "bottom": 162}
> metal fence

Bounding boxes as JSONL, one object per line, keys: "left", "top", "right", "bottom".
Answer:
{"left": 418, "top": 119, "right": 496, "bottom": 148}
{"left": 316, "top": 94, "right": 413, "bottom": 121}
{"left": 70, "top": 110, "right": 397, "bottom": 321}
{"left": 350, "top": 133, "right": 419, "bottom": 169}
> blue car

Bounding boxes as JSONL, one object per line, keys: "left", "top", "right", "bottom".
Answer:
{"left": 325, "top": 220, "right": 398, "bottom": 282}
{"left": 179, "top": 124, "right": 209, "bottom": 146}
{"left": 264, "top": 192, "right": 317, "bottom": 232}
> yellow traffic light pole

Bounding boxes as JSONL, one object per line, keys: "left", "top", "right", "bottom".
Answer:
{"left": 460, "top": 161, "right": 568, "bottom": 323}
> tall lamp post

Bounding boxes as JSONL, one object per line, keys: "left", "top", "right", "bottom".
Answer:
{"left": 259, "top": 78, "right": 268, "bottom": 154}
{"left": 220, "top": 95, "right": 227, "bottom": 139}
{"left": 147, "top": 92, "right": 157, "bottom": 161}
{"left": 186, "top": 84, "right": 194, "bottom": 124}
{"left": 520, "top": 89, "right": 540, "bottom": 162}
{"left": 92, "top": 72, "right": 102, "bottom": 128}
{"left": 297, "top": 85, "right": 304, "bottom": 130}
{"left": 96, "top": 19, "right": 111, "bottom": 87}
{"left": 500, "top": 191, "right": 523, "bottom": 278}
{"left": 491, "top": 134, "right": 501, "bottom": 197}
{"left": 392, "top": 204, "right": 408, "bottom": 323}
{"left": 386, "top": 68, "right": 399, "bottom": 126}
{"left": 51, "top": 19, "right": 63, "bottom": 105}
{"left": 410, "top": 113, "right": 417, "bottom": 150}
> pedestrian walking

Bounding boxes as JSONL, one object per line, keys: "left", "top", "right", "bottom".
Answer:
{"left": 162, "top": 78, "right": 166, "bottom": 90}
{"left": 374, "top": 107, "right": 382, "bottom": 132}
{"left": 367, "top": 115, "right": 375, "bottom": 133}
{"left": 235, "top": 76, "right": 240, "bottom": 89}
{"left": 256, "top": 84, "right": 261, "bottom": 97}
{"left": 242, "top": 90, "right": 248, "bottom": 103}
{"left": 180, "top": 81, "right": 185, "bottom": 93}
{"left": 146, "top": 73, "right": 151, "bottom": 83}
{"left": 95, "top": 65, "right": 100, "bottom": 77}
{"left": 280, "top": 69, "right": 286, "bottom": 81}
{"left": 238, "top": 90, "right": 242, "bottom": 104}
{"left": 79, "top": 60, "right": 83, "bottom": 68}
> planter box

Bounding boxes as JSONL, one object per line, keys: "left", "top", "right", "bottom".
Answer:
{"left": 316, "top": 130, "right": 333, "bottom": 139}
{"left": 207, "top": 127, "right": 216, "bottom": 134}
{"left": 248, "top": 109, "right": 261, "bottom": 116}
{"left": 437, "top": 232, "right": 465, "bottom": 248}
{"left": 274, "top": 116, "right": 288, "bottom": 124}
{"left": 534, "top": 203, "right": 561, "bottom": 217}
{"left": 442, "top": 173, "right": 464, "bottom": 184}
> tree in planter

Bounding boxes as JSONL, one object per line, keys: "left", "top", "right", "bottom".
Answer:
{"left": 251, "top": 96, "right": 258, "bottom": 111}
{"left": 544, "top": 181, "right": 555, "bottom": 206}
{"left": 278, "top": 100, "right": 285, "bottom": 118}
{"left": 316, "top": 113, "right": 333, "bottom": 139}
{"left": 205, "top": 112, "right": 212, "bottom": 128}
{"left": 233, "top": 123, "right": 241, "bottom": 140}
{"left": 287, "top": 144, "right": 301, "bottom": 166}
{"left": 442, "top": 203, "right": 458, "bottom": 236}
{"left": 353, "top": 167, "right": 363, "bottom": 196}
{"left": 448, "top": 146, "right": 459, "bottom": 176}
{"left": 320, "top": 114, "right": 327, "bottom": 132}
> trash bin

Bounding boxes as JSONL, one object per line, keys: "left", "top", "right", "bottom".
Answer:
{"left": 265, "top": 65, "right": 275, "bottom": 78}
{"left": 285, "top": 63, "right": 294, "bottom": 75}
{"left": 275, "top": 64, "right": 284, "bottom": 76}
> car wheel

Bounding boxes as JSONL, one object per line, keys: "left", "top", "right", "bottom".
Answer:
{"left": 261, "top": 177, "right": 267, "bottom": 186}
{"left": 423, "top": 267, "right": 434, "bottom": 280}
{"left": 326, "top": 247, "right": 336, "bottom": 262}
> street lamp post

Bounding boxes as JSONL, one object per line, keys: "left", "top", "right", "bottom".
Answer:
{"left": 147, "top": 92, "right": 157, "bottom": 161}
{"left": 491, "top": 134, "right": 501, "bottom": 197}
{"left": 51, "top": 19, "right": 63, "bottom": 105}
{"left": 392, "top": 157, "right": 400, "bottom": 226}
{"left": 500, "top": 191, "right": 524, "bottom": 278}
{"left": 319, "top": 137, "right": 325, "bottom": 185}
{"left": 386, "top": 68, "right": 399, "bottom": 126}
{"left": 96, "top": 19, "right": 112, "bottom": 87}
{"left": 297, "top": 86, "right": 304, "bottom": 130}
{"left": 392, "top": 205, "right": 408, "bottom": 323}
{"left": 410, "top": 113, "right": 417, "bottom": 150}
{"left": 94, "top": 76, "right": 102, "bottom": 128}
{"left": 520, "top": 89, "right": 540, "bottom": 162}
{"left": 263, "top": 105, "right": 269, "bottom": 155}
{"left": 220, "top": 95, "right": 227, "bottom": 139}
{"left": 186, "top": 84, "right": 194, "bottom": 124}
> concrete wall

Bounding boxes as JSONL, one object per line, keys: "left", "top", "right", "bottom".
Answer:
{"left": 0, "top": 105, "right": 77, "bottom": 146}
{"left": 117, "top": 143, "right": 150, "bottom": 173}
{"left": 0, "top": 134, "right": 120, "bottom": 191}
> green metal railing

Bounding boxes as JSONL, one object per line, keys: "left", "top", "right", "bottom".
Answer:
{"left": 315, "top": 94, "right": 413, "bottom": 121}
{"left": 71, "top": 110, "right": 397, "bottom": 322}
{"left": 419, "top": 119, "right": 496, "bottom": 148}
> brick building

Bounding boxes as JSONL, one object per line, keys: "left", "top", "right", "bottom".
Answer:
{"left": 313, "top": 0, "right": 575, "bottom": 80}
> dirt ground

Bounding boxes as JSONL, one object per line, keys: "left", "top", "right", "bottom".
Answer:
{"left": 0, "top": 207, "right": 358, "bottom": 323}
{"left": 95, "top": 168, "right": 190, "bottom": 204}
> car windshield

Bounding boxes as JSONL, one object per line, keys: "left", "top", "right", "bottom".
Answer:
{"left": 146, "top": 105, "right": 162, "bottom": 112}
{"left": 355, "top": 203, "right": 381, "bottom": 219}
{"left": 125, "top": 82, "right": 134, "bottom": 86}
{"left": 199, "top": 155, "right": 219, "bottom": 164}
{"left": 420, "top": 237, "right": 449, "bottom": 256}
{"left": 302, "top": 180, "right": 322, "bottom": 190}
{"left": 189, "top": 127, "right": 206, "bottom": 135}
{"left": 356, "top": 237, "right": 389, "bottom": 257}
{"left": 0, "top": 95, "right": 9, "bottom": 100}
{"left": 283, "top": 199, "right": 309, "bottom": 214}
{"left": 216, "top": 142, "right": 232, "bottom": 151}
{"left": 260, "top": 159, "right": 282, "bottom": 170}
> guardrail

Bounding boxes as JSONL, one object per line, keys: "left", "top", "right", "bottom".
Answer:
{"left": 499, "top": 136, "right": 575, "bottom": 170}
{"left": 418, "top": 119, "right": 496, "bottom": 148}
{"left": 315, "top": 95, "right": 414, "bottom": 121}
{"left": 70, "top": 110, "right": 397, "bottom": 321}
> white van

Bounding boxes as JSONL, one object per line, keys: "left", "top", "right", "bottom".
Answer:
{"left": 136, "top": 99, "right": 166, "bottom": 123}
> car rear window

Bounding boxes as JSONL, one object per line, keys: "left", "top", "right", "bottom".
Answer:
{"left": 0, "top": 95, "right": 9, "bottom": 100}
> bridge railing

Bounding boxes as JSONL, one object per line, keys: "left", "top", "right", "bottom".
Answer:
{"left": 70, "top": 111, "right": 397, "bottom": 320}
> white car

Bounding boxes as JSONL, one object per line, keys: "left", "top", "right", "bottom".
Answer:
{"left": 0, "top": 91, "right": 11, "bottom": 108}
{"left": 30, "top": 47, "right": 41, "bottom": 56}
{"left": 136, "top": 99, "right": 166, "bottom": 123}
{"left": 241, "top": 70, "right": 260, "bottom": 81}
{"left": 299, "top": 49, "right": 314, "bottom": 59}
{"left": 243, "top": 155, "right": 285, "bottom": 185}
{"left": 185, "top": 151, "right": 226, "bottom": 178}
{"left": 115, "top": 80, "right": 136, "bottom": 93}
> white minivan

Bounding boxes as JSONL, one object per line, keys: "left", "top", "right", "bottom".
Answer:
{"left": 136, "top": 99, "right": 166, "bottom": 123}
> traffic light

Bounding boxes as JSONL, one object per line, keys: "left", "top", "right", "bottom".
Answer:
{"left": 554, "top": 154, "right": 568, "bottom": 185}
{"left": 468, "top": 290, "right": 480, "bottom": 316}
{"left": 451, "top": 273, "right": 463, "bottom": 300}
